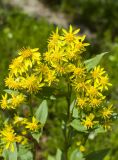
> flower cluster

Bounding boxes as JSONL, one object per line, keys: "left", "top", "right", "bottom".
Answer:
{"left": 0, "top": 116, "right": 40, "bottom": 152}
{"left": 73, "top": 65, "right": 113, "bottom": 129}
{"left": 44, "top": 25, "right": 113, "bottom": 130}
{"left": 1, "top": 92, "right": 25, "bottom": 109}
{"left": 4, "top": 48, "right": 45, "bottom": 93}
{"left": 0, "top": 25, "right": 114, "bottom": 154}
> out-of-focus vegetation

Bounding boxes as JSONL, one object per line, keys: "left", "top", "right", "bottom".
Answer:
{"left": 0, "top": 0, "right": 118, "bottom": 159}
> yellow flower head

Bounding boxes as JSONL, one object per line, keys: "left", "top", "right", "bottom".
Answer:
{"left": 10, "top": 93, "right": 25, "bottom": 109}
{"left": 62, "top": 25, "right": 80, "bottom": 43}
{"left": 76, "top": 97, "right": 87, "bottom": 108}
{"left": 82, "top": 113, "right": 97, "bottom": 129}
{"left": 89, "top": 98, "right": 102, "bottom": 107}
{"left": 73, "top": 80, "right": 88, "bottom": 92}
{"left": 0, "top": 93, "right": 8, "bottom": 109}
{"left": 99, "top": 75, "right": 112, "bottom": 91}
{"left": 21, "top": 74, "right": 44, "bottom": 93}
{"left": 91, "top": 66, "right": 105, "bottom": 80}
{"left": 9, "top": 57, "right": 23, "bottom": 75}
{"left": 14, "top": 115, "right": 24, "bottom": 124}
{"left": 87, "top": 85, "right": 99, "bottom": 97}
{"left": 71, "top": 66, "right": 86, "bottom": 79}
{"left": 0, "top": 125, "right": 21, "bottom": 152}
{"left": 5, "top": 75, "right": 20, "bottom": 90}
{"left": 25, "top": 117, "right": 40, "bottom": 131}
{"left": 102, "top": 104, "right": 113, "bottom": 119}
{"left": 44, "top": 70, "right": 58, "bottom": 86}
{"left": 48, "top": 27, "right": 60, "bottom": 48}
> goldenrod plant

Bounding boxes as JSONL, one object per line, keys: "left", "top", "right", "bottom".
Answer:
{"left": 0, "top": 25, "right": 116, "bottom": 160}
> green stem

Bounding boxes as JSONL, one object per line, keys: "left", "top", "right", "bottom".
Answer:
{"left": 64, "top": 82, "right": 72, "bottom": 160}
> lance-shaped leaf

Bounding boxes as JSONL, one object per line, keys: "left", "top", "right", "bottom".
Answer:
{"left": 84, "top": 52, "right": 108, "bottom": 71}
{"left": 86, "top": 149, "right": 110, "bottom": 160}
{"left": 70, "top": 119, "right": 87, "bottom": 132}
{"left": 35, "top": 100, "right": 48, "bottom": 124}
{"left": 56, "top": 149, "right": 62, "bottom": 160}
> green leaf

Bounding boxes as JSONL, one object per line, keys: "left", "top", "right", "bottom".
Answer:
{"left": 2, "top": 143, "right": 17, "bottom": 160}
{"left": 31, "top": 132, "right": 42, "bottom": 143}
{"left": 48, "top": 156, "right": 55, "bottom": 160}
{"left": 68, "top": 149, "right": 85, "bottom": 160}
{"left": 35, "top": 100, "right": 48, "bottom": 124}
{"left": 56, "top": 149, "right": 62, "bottom": 160}
{"left": 70, "top": 100, "right": 75, "bottom": 113}
{"left": 70, "top": 100, "right": 79, "bottom": 118}
{"left": 94, "top": 126, "right": 106, "bottom": 134}
{"left": 84, "top": 52, "right": 108, "bottom": 71}
{"left": 4, "top": 89, "right": 19, "bottom": 95}
{"left": 18, "top": 145, "right": 33, "bottom": 160}
{"left": 72, "top": 107, "right": 79, "bottom": 118}
{"left": 86, "top": 149, "right": 110, "bottom": 160}
{"left": 70, "top": 119, "right": 87, "bottom": 132}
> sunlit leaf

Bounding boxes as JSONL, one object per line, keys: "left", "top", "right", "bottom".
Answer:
{"left": 68, "top": 148, "right": 85, "bottom": 160}
{"left": 18, "top": 145, "right": 33, "bottom": 160}
{"left": 56, "top": 149, "right": 62, "bottom": 160}
{"left": 70, "top": 119, "right": 87, "bottom": 132}
{"left": 2, "top": 143, "right": 17, "bottom": 160}
{"left": 35, "top": 100, "right": 48, "bottom": 124}
{"left": 84, "top": 52, "right": 108, "bottom": 71}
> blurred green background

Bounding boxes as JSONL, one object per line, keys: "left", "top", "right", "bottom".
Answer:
{"left": 0, "top": 0, "right": 118, "bottom": 159}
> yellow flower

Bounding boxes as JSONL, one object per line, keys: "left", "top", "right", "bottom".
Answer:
{"left": 102, "top": 104, "right": 113, "bottom": 119}
{"left": 36, "top": 64, "right": 49, "bottom": 76}
{"left": 75, "top": 35, "right": 90, "bottom": 53}
{"left": 48, "top": 27, "right": 60, "bottom": 49}
{"left": 87, "top": 85, "right": 101, "bottom": 98}
{"left": 25, "top": 117, "right": 40, "bottom": 131}
{"left": 21, "top": 74, "right": 44, "bottom": 93}
{"left": 91, "top": 66, "right": 105, "bottom": 80}
{"left": 9, "top": 57, "right": 23, "bottom": 75}
{"left": 76, "top": 97, "right": 87, "bottom": 108}
{"left": 14, "top": 115, "right": 24, "bottom": 124}
{"left": 5, "top": 75, "right": 20, "bottom": 90}
{"left": 54, "top": 64, "right": 66, "bottom": 75}
{"left": 82, "top": 113, "right": 97, "bottom": 129}
{"left": 0, "top": 125, "right": 20, "bottom": 152}
{"left": 71, "top": 66, "right": 86, "bottom": 79}
{"left": 15, "top": 135, "right": 22, "bottom": 143}
{"left": 0, "top": 93, "right": 8, "bottom": 109}
{"left": 18, "top": 48, "right": 40, "bottom": 62}
{"left": 44, "top": 70, "right": 58, "bottom": 86}
{"left": 21, "top": 137, "right": 28, "bottom": 145}
{"left": 10, "top": 93, "right": 25, "bottom": 109}
{"left": 1, "top": 92, "right": 25, "bottom": 110}
{"left": 73, "top": 80, "right": 88, "bottom": 92}
{"left": 62, "top": 25, "right": 80, "bottom": 43}
{"left": 89, "top": 98, "right": 102, "bottom": 107}
{"left": 19, "top": 48, "right": 32, "bottom": 58}
{"left": 98, "top": 75, "right": 112, "bottom": 91}
{"left": 21, "top": 130, "right": 27, "bottom": 135}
